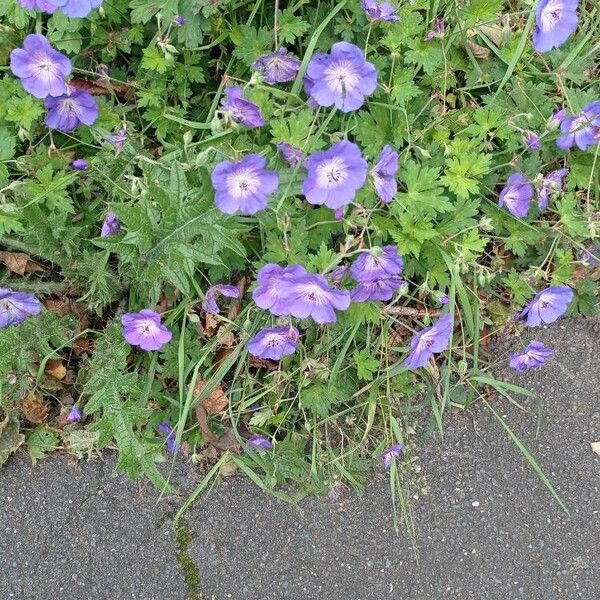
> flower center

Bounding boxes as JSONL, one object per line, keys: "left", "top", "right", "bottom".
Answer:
{"left": 1, "top": 300, "right": 13, "bottom": 313}
{"left": 267, "top": 335, "right": 282, "bottom": 348}
{"left": 317, "top": 157, "right": 347, "bottom": 187}
{"left": 227, "top": 168, "right": 260, "bottom": 198}
{"left": 325, "top": 60, "right": 360, "bottom": 92}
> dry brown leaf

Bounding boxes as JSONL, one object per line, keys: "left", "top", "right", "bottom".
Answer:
{"left": 478, "top": 23, "right": 504, "bottom": 46}
{"left": 590, "top": 442, "right": 600, "bottom": 455}
{"left": 45, "top": 358, "right": 67, "bottom": 381}
{"left": 248, "top": 356, "right": 279, "bottom": 371}
{"left": 227, "top": 276, "right": 247, "bottom": 321}
{"left": 69, "top": 77, "right": 135, "bottom": 101}
{"left": 467, "top": 41, "right": 490, "bottom": 60}
{"left": 72, "top": 337, "right": 93, "bottom": 357}
{"left": 0, "top": 251, "right": 46, "bottom": 276}
{"left": 194, "top": 379, "right": 229, "bottom": 415}
{"left": 21, "top": 392, "right": 49, "bottom": 424}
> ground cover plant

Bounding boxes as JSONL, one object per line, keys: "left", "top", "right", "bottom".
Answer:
{"left": 0, "top": 0, "right": 598, "bottom": 510}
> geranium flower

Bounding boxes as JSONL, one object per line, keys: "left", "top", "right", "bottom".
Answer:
{"left": 302, "top": 141, "right": 368, "bottom": 210}
{"left": 66, "top": 407, "right": 82, "bottom": 422}
{"left": 18, "top": 0, "right": 57, "bottom": 12}
{"left": 509, "top": 341, "right": 555, "bottom": 372}
{"left": 10, "top": 34, "right": 71, "bottom": 99}
{"left": 518, "top": 285, "right": 573, "bottom": 326}
{"left": 304, "top": 42, "right": 377, "bottom": 112}
{"left": 361, "top": 0, "right": 399, "bottom": 22}
{"left": 101, "top": 212, "right": 121, "bottom": 237}
{"left": 556, "top": 101, "right": 600, "bottom": 151}
{"left": 252, "top": 48, "right": 301, "bottom": 84}
{"left": 247, "top": 435, "right": 273, "bottom": 451}
{"left": 351, "top": 276, "right": 404, "bottom": 303}
{"left": 202, "top": 284, "right": 240, "bottom": 314}
{"left": 538, "top": 168, "right": 568, "bottom": 210}
{"left": 533, "top": 0, "right": 579, "bottom": 53}
{"left": 105, "top": 129, "right": 128, "bottom": 155}
{"left": 121, "top": 309, "right": 172, "bottom": 351}
{"left": 404, "top": 314, "right": 453, "bottom": 370}
{"left": 252, "top": 264, "right": 307, "bottom": 316}
{"left": 211, "top": 154, "right": 279, "bottom": 215}
{"left": 424, "top": 18, "right": 445, "bottom": 40}
{"left": 276, "top": 273, "right": 351, "bottom": 324}
{"left": 157, "top": 422, "right": 178, "bottom": 455}
{"left": 371, "top": 145, "right": 399, "bottom": 203}
{"left": 523, "top": 131, "right": 541, "bottom": 150}
{"left": 380, "top": 443, "right": 404, "bottom": 470}
{"left": 350, "top": 245, "right": 404, "bottom": 282}
{"left": 247, "top": 326, "right": 299, "bottom": 360}
{"left": 71, "top": 159, "right": 88, "bottom": 170}
{"left": 44, "top": 89, "right": 99, "bottom": 132}
{"left": 276, "top": 142, "right": 304, "bottom": 167}
{"left": 498, "top": 173, "right": 533, "bottom": 218}
{"left": 0, "top": 289, "right": 42, "bottom": 329}
{"left": 220, "top": 86, "right": 265, "bottom": 128}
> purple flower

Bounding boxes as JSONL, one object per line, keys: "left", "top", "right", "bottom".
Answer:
{"left": 439, "top": 294, "right": 449, "bottom": 305}
{"left": 304, "top": 42, "right": 377, "bottom": 112}
{"left": 523, "top": 131, "right": 541, "bottom": 150}
{"left": 350, "top": 245, "right": 404, "bottom": 282}
{"left": 18, "top": 0, "right": 57, "bottom": 12}
{"left": 105, "top": 129, "right": 128, "bottom": 155}
{"left": 157, "top": 422, "right": 178, "bottom": 455}
{"left": 247, "top": 435, "right": 273, "bottom": 451}
{"left": 252, "top": 264, "right": 307, "bottom": 316}
{"left": 276, "top": 142, "right": 304, "bottom": 167}
{"left": 10, "top": 34, "right": 71, "bottom": 99}
{"left": 334, "top": 207, "right": 345, "bottom": 220}
{"left": 66, "top": 406, "right": 82, "bottom": 422}
{"left": 533, "top": 0, "right": 579, "bottom": 53}
{"left": 424, "top": 18, "right": 445, "bottom": 40}
{"left": 121, "top": 309, "right": 172, "bottom": 351}
{"left": 328, "top": 265, "right": 348, "bottom": 286}
{"left": 351, "top": 276, "right": 404, "bottom": 303}
{"left": 361, "top": 0, "right": 400, "bottom": 22}
{"left": 100, "top": 212, "right": 121, "bottom": 237}
{"left": 49, "top": 0, "right": 103, "bottom": 17}
{"left": 371, "top": 145, "right": 399, "bottom": 203}
{"left": 498, "top": 172, "right": 533, "bottom": 218}
{"left": 0, "top": 288, "right": 42, "bottom": 329}
{"left": 248, "top": 326, "right": 299, "bottom": 360}
{"left": 202, "top": 284, "right": 240, "bottom": 314}
{"left": 71, "top": 158, "right": 88, "bottom": 170}
{"left": 220, "top": 86, "right": 265, "bottom": 128}
{"left": 579, "top": 245, "right": 600, "bottom": 267}
{"left": 302, "top": 141, "right": 368, "bottom": 210}
{"left": 518, "top": 285, "right": 573, "bottom": 327}
{"left": 404, "top": 314, "right": 453, "bottom": 371}
{"left": 556, "top": 101, "right": 600, "bottom": 151}
{"left": 538, "top": 168, "right": 568, "bottom": 210}
{"left": 276, "top": 273, "right": 351, "bottom": 324}
{"left": 173, "top": 15, "right": 185, "bottom": 26}
{"left": 44, "top": 89, "right": 99, "bottom": 132}
{"left": 211, "top": 154, "right": 279, "bottom": 215}
{"left": 548, "top": 108, "right": 568, "bottom": 129}
{"left": 252, "top": 48, "right": 301, "bottom": 84}
{"left": 509, "top": 340, "right": 555, "bottom": 372}
{"left": 380, "top": 443, "right": 404, "bottom": 470}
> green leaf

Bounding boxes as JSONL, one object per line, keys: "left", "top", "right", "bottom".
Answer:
{"left": 354, "top": 350, "right": 380, "bottom": 381}
{"left": 442, "top": 154, "right": 492, "bottom": 200}
{"left": 0, "top": 414, "right": 25, "bottom": 466}
{"left": 27, "top": 426, "right": 60, "bottom": 464}
{"left": 278, "top": 8, "right": 310, "bottom": 45}
{"left": 396, "top": 160, "right": 453, "bottom": 215}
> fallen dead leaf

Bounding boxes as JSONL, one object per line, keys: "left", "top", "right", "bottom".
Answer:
{"left": 590, "top": 442, "right": 600, "bottom": 455}
{"left": 467, "top": 41, "right": 490, "bottom": 60}
{"left": 194, "top": 379, "right": 229, "bottom": 415}
{"left": 227, "top": 276, "right": 247, "bottom": 321}
{"left": 0, "top": 251, "right": 47, "bottom": 276}
{"left": 21, "top": 392, "right": 49, "bottom": 424}
{"left": 45, "top": 358, "right": 67, "bottom": 381}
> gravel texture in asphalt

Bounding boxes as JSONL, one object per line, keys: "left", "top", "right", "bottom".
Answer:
{"left": 0, "top": 318, "right": 598, "bottom": 600}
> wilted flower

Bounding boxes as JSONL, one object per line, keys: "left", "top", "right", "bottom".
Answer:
{"left": 105, "top": 129, "right": 128, "bottom": 155}
{"left": 334, "top": 207, "right": 345, "bottom": 220}
{"left": 548, "top": 108, "right": 568, "bottom": 129}
{"left": 247, "top": 435, "right": 273, "bottom": 451}
{"left": 157, "top": 422, "right": 178, "bottom": 455}
{"left": 252, "top": 48, "right": 301, "bottom": 84}
{"left": 100, "top": 212, "right": 121, "bottom": 237}
{"left": 380, "top": 443, "right": 404, "bottom": 470}
{"left": 276, "top": 273, "right": 351, "bottom": 324}
{"left": 371, "top": 145, "right": 399, "bottom": 203}
{"left": 211, "top": 154, "right": 279, "bottom": 215}
{"left": 328, "top": 265, "right": 348, "bottom": 286}
{"left": 350, "top": 245, "right": 404, "bottom": 282}
{"left": 202, "top": 284, "right": 240, "bottom": 314}
{"left": 302, "top": 141, "right": 368, "bottom": 210}
{"left": 173, "top": 15, "right": 185, "bottom": 26}
{"left": 579, "top": 244, "right": 600, "bottom": 267}
{"left": 361, "top": 0, "right": 399, "bottom": 22}
{"left": 538, "top": 168, "right": 568, "bottom": 210}
{"left": 44, "top": 89, "right": 99, "bottom": 132}
{"left": 498, "top": 173, "right": 533, "bottom": 218}
{"left": 424, "top": 18, "right": 445, "bottom": 40}
{"left": 556, "top": 101, "right": 600, "bottom": 151}
{"left": 533, "top": 0, "right": 579, "bottom": 53}
{"left": 404, "top": 314, "right": 453, "bottom": 370}
{"left": 304, "top": 42, "right": 377, "bottom": 112}
{"left": 0, "top": 289, "right": 42, "bottom": 329}
{"left": 66, "top": 406, "right": 82, "bottom": 422}
{"left": 252, "top": 264, "right": 307, "bottom": 316}
{"left": 247, "top": 326, "right": 299, "bottom": 360}
{"left": 276, "top": 142, "right": 304, "bottom": 167}
{"left": 10, "top": 34, "right": 71, "bottom": 99}
{"left": 71, "top": 158, "right": 88, "bottom": 170}
{"left": 523, "top": 130, "right": 541, "bottom": 150}
{"left": 518, "top": 285, "right": 573, "bottom": 327}
{"left": 220, "top": 86, "right": 265, "bottom": 128}
{"left": 439, "top": 294, "right": 449, "bottom": 305}
{"left": 351, "top": 276, "right": 404, "bottom": 303}
{"left": 509, "top": 341, "right": 555, "bottom": 372}
{"left": 121, "top": 309, "right": 172, "bottom": 351}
